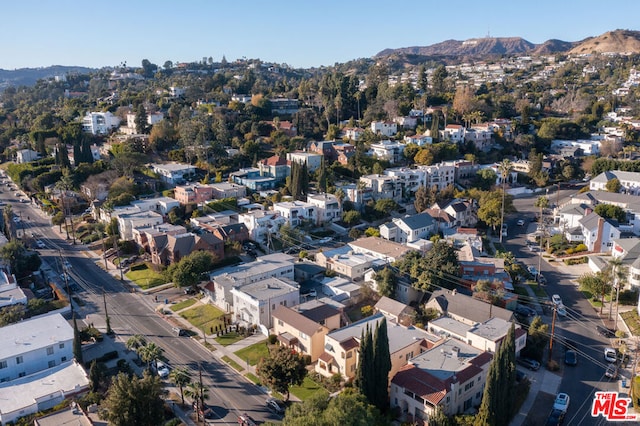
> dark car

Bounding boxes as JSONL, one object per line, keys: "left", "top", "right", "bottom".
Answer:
{"left": 597, "top": 325, "right": 616, "bottom": 338}
{"left": 545, "top": 408, "right": 566, "bottom": 426}
{"left": 184, "top": 287, "right": 197, "bottom": 295}
{"left": 515, "top": 369, "right": 528, "bottom": 383}
{"left": 517, "top": 357, "right": 541, "bottom": 371}
{"left": 266, "top": 397, "right": 285, "bottom": 415}
{"left": 516, "top": 305, "right": 536, "bottom": 317}
{"left": 564, "top": 350, "right": 577, "bottom": 366}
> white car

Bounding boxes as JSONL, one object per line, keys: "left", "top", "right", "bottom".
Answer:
{"left": 528, "top": 266, "right": 538, "bottom": 276}
{"left": 556, "top": 305, "right": 567, "bottom": 317}
{"left": 155, "top": 361, "right": 170, "bottom": 378}
{"left": 12, "top": 216, "right": 20, "bottom": 223}
{"left": 517, "top": 219, "right": 525, "bottom": 226}
{"left": 552, "top": 294, "right": 562, "bottom": 306}
{"left": 553, "top": 393, "right": 570, "bottom": 413}
{"left": 604, "top": 347, "right": 617, "bottom": 363}
{"left": 35, "top": 240, "right": 46, "bottom": 249}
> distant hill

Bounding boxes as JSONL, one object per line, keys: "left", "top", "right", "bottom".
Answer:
{"left": 376, "top": 29, "right": 640, "bottom": 60}
{"left": 0, "top": 65, "right": 97, "bottom": 89}
{"left": 569, "top": 29, "right": 640, "bottom": 54}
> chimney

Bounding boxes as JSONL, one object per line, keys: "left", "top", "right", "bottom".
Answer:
{"left": 585, "top": 207, "right": 593, "bottom": 216}
{"left": 451, "top": 289, "right": 457, "bottom": 296}
{"left": 593, "top": 217, "right": 605, "bottom": 253}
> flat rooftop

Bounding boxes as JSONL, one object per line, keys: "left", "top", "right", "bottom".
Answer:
{"left": 0, "top": 313, "right": 73, "bottom": 360}
{"left": 233, "top": 277, "right": 298, "bottom": 300}
{"left": 408, "top": 339, "right": 483, "bottom": 382}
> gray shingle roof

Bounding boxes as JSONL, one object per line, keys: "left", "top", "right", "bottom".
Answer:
{"left": 400, "top": 212, "right": 434, "bottom": 230}
{"left": 428, "top": 289, "right": 514, "bottom": 323}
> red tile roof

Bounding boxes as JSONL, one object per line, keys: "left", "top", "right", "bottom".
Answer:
{"left": 319, "top": 352, "right": 335, "bottom": 363}
{"left": 260, "top": 155, "right": 289, "bottom": 166}
{"left": 392, "top": 365, "right": 447, "bottom": 406}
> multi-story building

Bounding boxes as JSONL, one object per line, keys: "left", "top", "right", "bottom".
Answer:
{"left": 270, "top": 98, "right": 299, "bottom": 115}
{"left": 0, "top": 313, "right": 74, "bottom": 382}
{"left": 390, "top": 339, "right": 493, "bottom": 421}
{"left": 286, "top": 152, "right": 323, "bottom": 172}
{"left": 210, "top": 182, "right": 246, "bottom": 199}
{"left": 273, "top": 201, "right": 316, "bottom": 227}
{"left": 590, "top": 170, "right": 640, "bottom": 194}
{"left": 174, "top": 184, "right": 214, "bottom": 205}
{"left": 231, "top": 277, "right": 300, "bottom": 333}
{"left": 371, "top": 121, "right": 398, "bottom": 137}
{"left": 150, "top": 162, "right": 197, "bottom": 185}
{"left": 359, "top": 174, "right": 403, "bottom": 202}
{"left": 258, "top": 156, "right": 291, "bottom": 182}
{"left": 379, "top": 213, "right": 436, "bottom": 244}
{"left": 368, "top": 140, "right": 405, "bottom": 164}
{"left": 230, "top": 168, "right": 277, "bottom": 190}
{"left": 239, "top": 210, "right": 286, "bottom": 244}
{"left": 419, "top": 163, "right": 456, "bottom": 191}
{"left": 81, "top": 111, "right": 121, "bottom": 135}
{"left": 307, "top": 193, "right": 341, "bottom": 224}
{"left": 384, "top": 168, "right": 426, "bottom": 194}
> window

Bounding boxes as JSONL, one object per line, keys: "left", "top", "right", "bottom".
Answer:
{"left": 346, "top": 351, "right": 353, "bottom": 359}
{"left": 18, "top": 372, "right": 26, "bottom": 377}
{"left": 46, "top": 347, "right": 54, "bottom": 355}
{"left": 272, "top": 304, "right": 275, "bottom": 310}
{"left": 16, "top": 356, "right": 23, "bottom": 364}
{"left": 278, "top": 319, "right": 283, "bottom": 327}
{"left": 48, "top": 360, "right": 56, "bottom": 368}
{"left": 0, "top": 360, "right": 6, "bottom": 369}
{"left": 59, "top": 343, "right": 65, "bottom": 349}
{"left": 61, "top": 357, "right": 67, "bottom": 362}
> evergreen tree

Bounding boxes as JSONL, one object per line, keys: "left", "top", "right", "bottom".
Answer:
{"left": 373, "top": 317, "right": 391, "bottom": 412}
{"left": 135, "top": 104, "right": 148, "bottom": 134}
{"left": 56, "top": 143, "right": 71, "bottom": 168}
{"left": 36, "top": 133, "right": 47, "bottom": 157}
{"left": 317, "top": 159, "right": 327, "bottom": 193}
{"left": 72, "top": 313, "right": 83, "bottom": 364}
{"left": 477, "top": 324, "right": 516, "bottom": 426}
{"left": 301, "top": 162, "right": 309, "bottom": 198}
{"left": 81, "top": 137, "right": 94, "bottom": 164}
{"left": 430, "top": 113, "right": 440, "bottom": 142}
{"left": 73, "top": 141, "right": 82, "bottom": 165}
{"left": 355, "top": 326, "right": 374, "bottom": 402}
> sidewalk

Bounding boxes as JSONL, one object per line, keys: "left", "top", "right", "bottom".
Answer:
{"left": 511, "top": 369, "right": 562, "bottom": 426}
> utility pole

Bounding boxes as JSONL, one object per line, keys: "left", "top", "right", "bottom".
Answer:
{"left": 609, "top": 269, "right": 617, "bottom": 320}
{"left": 549, "top": 304, "right": 557, "bottom": 360}
{"left": 101, "top": 233, "right": 109, "bottom": 270}
{"left": 614, "top": 283, "right": 621, "bottom": 331}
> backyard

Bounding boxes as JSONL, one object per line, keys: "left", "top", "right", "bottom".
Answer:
{"left": 125, "top": 263, "right": 167, "bottom": 289}
{"left": 621, "top": 310, "right": 640, "bottom": 336}
{"left": 180, "top": 304, "right": 228, "bottom": 333}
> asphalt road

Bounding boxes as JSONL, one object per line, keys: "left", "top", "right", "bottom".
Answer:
{"left": 504, "top": 188, "right": 619, "bottom": 425}
{"left": 0, "top": 188, "right": 279, "bottom": 425}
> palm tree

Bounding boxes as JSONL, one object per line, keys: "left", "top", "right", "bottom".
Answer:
{"left": 498, "top": 159, "right": 512, "bottom": 243}
{"left": 125, "top": 334, "right": 146, "bottom": 352}
{"left": 169, "top": 367, "right": 191, "bottom": 406}
{"left": 334, "top": 188, "right": 345, "bottom": 210}
{"left": 607, "top": 257, "right": 627, "bottom": 321}
{"left": 138, "top": 342, "right": 162, "bottom": 372}
{"left": 534, "top": 196, "right": 549, "bottom": 278}
{"left": 185, "top": 381, "right": 209, "bottom": 421}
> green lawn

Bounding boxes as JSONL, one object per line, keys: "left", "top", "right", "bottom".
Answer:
{"left": 245, "top": 372, "right": 261, "bottom": 385}
{"left": 180, "top": 304, "right": 227, "bottom": 333}
{"left": 582, "top": 290, "right": 604, "bottom": 308}
{"left": 125, "top": 263, "right": 168, "bottom": 289}
{"left": 215, "top": 331, "right": 244, "bottom": 346}
{"left": 290, "top": 376, "right": 326, "bottom": 401}
{"left": 234, "top": 340, "right": 269, "bottom": 366}
{"left": 527, "top": 283, "right": 547, "bottom": 298}
{"left": 170, "top": 299, "right": 197, "bottom": 312}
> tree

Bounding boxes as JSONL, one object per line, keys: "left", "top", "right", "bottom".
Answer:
{"left": 279, "top": 222, "right": 303, "bottom": 248}
{"left": 595, "top": 204, "right": 626, "bottom": 223}
{"left": 414, "top": 185, "right": 430, "bottom": 213}
{"left": 374, "top": 198, "right": 397, "bottom": 215}
{"left": 476, "top": 325, "right": 516, "bottom": 426}
{"left": 166, "top": 250, "right": 216, "bottom": 288}
{"left": 185, "top": 380, "right": 209, "bottom": 419}
{"left": 372, "top": 162, "right": 384, "bottom": 175}
{"left": 138, "top": 342, "right": 162, "bottom": 372}
{"left": 342, "top": 210, "right": 361, "bottom": 225}
{"left": 475, "top": 168, "right": 497, "bottom": 191}
{"left": 478, "top": 190, "right": 514, "bottom": 234}
{"left": 364, "top": 227, "right": 380, "bottom": 237}
{"left": 355, "top": 326, "right": 374, "bottom": 402}
{"left": 126, "top": 334, "right": 147, "bottom": 352}
{"left": 523, "top": 316, "right": 549, "bottom": 361}
{"left": 0, "top": 240, "right": 42, "bottom": 280}
{"left": 606, "top": 178, "right": 622, "bottom": 193}
{"left": 372, "top": 317, "right": 391, "bottom": 412}
{"left": 394, "top": 243, "right": 461, "bottom": 291}
{"left": 102, "top": 371, "right": 164, "bottom": 426}
{"left": 349, "top": 227, "right": 363, "bottom": 239}
{"left": 256, "top": 345, "right": 307, "bottom": 401}
{"left": 498, "top": 159, "right": 512, "bottom": 244}
{"left": 374, "top": 267, "right": 396, "bottom": 297}
{"left": 577, "top": 272, "right": 610, "bottom": 303}
{"left": 89, "top": 360, "right": 106, "bottom": 392}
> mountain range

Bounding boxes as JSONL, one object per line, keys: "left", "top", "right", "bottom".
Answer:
{"left": 376, "top": 29, "right": 640, "bottom": 59}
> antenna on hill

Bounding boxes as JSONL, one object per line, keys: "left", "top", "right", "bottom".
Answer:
{"left": 486, "top": 26, "right": 491, "bottom": 39}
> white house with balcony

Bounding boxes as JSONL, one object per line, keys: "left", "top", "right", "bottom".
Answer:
{"left": 286, "top": 152, "right": 323, "bottom": 172}
{"left": 231, "top": 277, "right": 300, "bottom": 334}
{"left": 150, "top": 162, "right": 197, "bottom": 185}
{"left": 384, "top": 168, "right": 426, "bottom": 194}
{"left": 368, "top": 140, "right": 405, "bottom": 164}
{"left": 307, "top": 193, "right": 341, "bottom": 224}
{"left": 359, "top": 174, "right": 403, "bottom": 202}
{"left": 380, "top": 213, "right": 436, "bottom": 244}
{"left": 273, "top": 201, "right": 316, "bottom": 227}
{"left": 441, "top": 124, "right": 465, "bottom": 143}
{"left": 404, "top": 134, "right": 433, "bottom": 146}
{"left": 81, "top": 111, "right": 121, "bottom": 135}
{"left": 371, "top": 121, "right": 398, "bottom": 137}
{"left": 239, "top": 210, "right": 286, "bottom": 244}
{"left": 418, "top": 163, "right": 456, "bottom": 191}
{"left": 610, "top": 238, "right": 640, "bottom": 288}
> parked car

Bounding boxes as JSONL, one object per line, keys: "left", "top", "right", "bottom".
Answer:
{"left": 172, "top": 327, "right": 188, "bottom": 337}
{"left": 528, "top": 266, "right": 538, "bottom": 276}
{"left": 155, "top": 361, "right": 170, "bottom": 379}
{"left": 184, "top": 287, "right": 197, "bottom": 295}
{"left": 556, "top": 305, "right": 567, "bottom": 317}
{"left": 35, "top": 240, "right": 46, "bottom": 249}
{"left": 266, "top": 397, "right": 285, "bottom": 415}
{"left": 551, "top": 294, "right": 562, "bottom": 306}
{"left": 537, "top": 274, "right": 547, "bottom": 285}
{"left": 12, "top": 216, "right": 20, "bottom": 223}
{"left": 564, "top": 350, "right": 577, "bottom": 366}
{"left": 604, "top": 347, "right": 617, "bottom": 363}
{"left": 515, "top": 369, "right": 528, "bottom": 383}
{"left": 517, "top": 219, "right": 525, "bottom": 226}
{"left": 517, "top": 357, "right": 541, "bottom": 371}
{"left": 553, "top": 393, "right": 570, "bottom": 413}
{"left": 545, "top": 408, "right": 566, "bottom": 426}
{"left": 597, "top": 325, "right": 615, "bottom": 338}
{"left": 605, "top": 364, "right": 619, "bottom": 379}
{"left": 516, "top": 304, "right": 536, "bottom": 317}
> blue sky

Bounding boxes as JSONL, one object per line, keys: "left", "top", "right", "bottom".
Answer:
{"left": 1, "top": 0, "right": 639, "bottom": 70}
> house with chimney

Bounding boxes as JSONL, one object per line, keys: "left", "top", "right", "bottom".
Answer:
{"left": 578, "top": 212, "right": 620, "bottom": 253}
{"left": 425, "top": 289, "right": 515, "bottom": 325}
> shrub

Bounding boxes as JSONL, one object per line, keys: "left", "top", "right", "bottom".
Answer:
{"left": 566, "top": 248, "right": 574, "bottom": 255}
{"left": 361, "top": 305, "right": 373, "bottom": 317}
{"left": 268, "top": 334, "right": 277, "bottom": 345}
{"left": 575, "top": 243, "right": 588, "bottom": 252}
{"left": 619, "top": 289, "right": 639, "bottom": 305}
{"left": 546, "top": 359, "right": 560, "bottom": 371}
{"left": 304, "top": 354, "right": 312, "bottom": 365}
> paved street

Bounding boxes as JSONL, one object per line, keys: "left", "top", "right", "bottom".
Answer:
{"left": 3, "top": 192, "right": 281, "bottom": 425}
{"left": 505, "top": 188, "right": 625, "bottom": 425}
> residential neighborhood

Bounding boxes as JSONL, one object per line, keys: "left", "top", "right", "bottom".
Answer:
{"left": 2, "top": 19, "right": 640, "bottom": 426}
